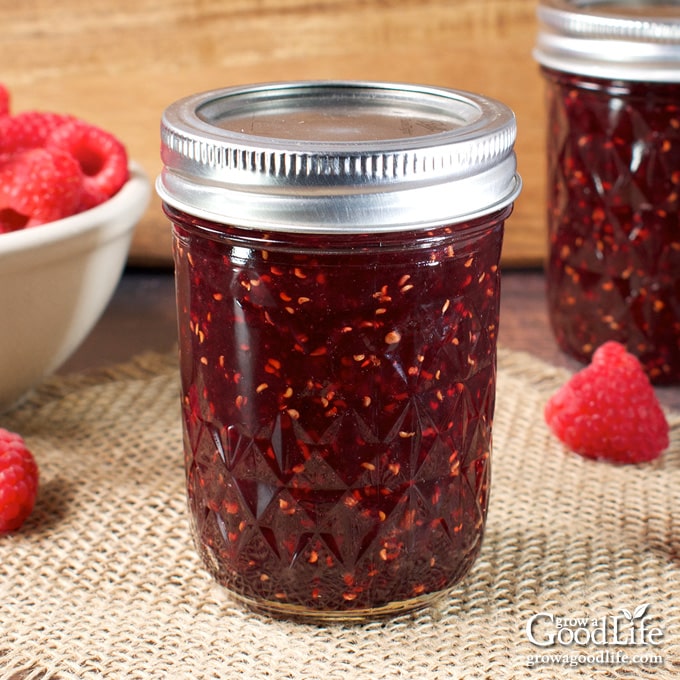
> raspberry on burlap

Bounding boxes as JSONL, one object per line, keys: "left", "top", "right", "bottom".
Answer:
{"left": 0, "top": 428, "right": 39, "bottom": 534}
{"left": 545, "top": 341, "right": 669, "bottom": 464}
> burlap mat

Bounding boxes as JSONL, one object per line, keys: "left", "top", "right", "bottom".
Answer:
{"left": 1, "top": 348, "right": 678, "bottom": 680}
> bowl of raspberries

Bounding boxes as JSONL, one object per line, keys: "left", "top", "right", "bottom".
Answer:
{"left": 0, "top": 84, "right": 151, "bottom": 412}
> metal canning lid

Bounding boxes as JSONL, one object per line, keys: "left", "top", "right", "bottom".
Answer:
{"left": 534, "top": 0, "right": 680, "bottom": 81}
{"left": 157, "top": 81, "right": 521, "bottom": 233}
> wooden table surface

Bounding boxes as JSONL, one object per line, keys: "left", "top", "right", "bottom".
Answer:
{"left": 60, "top": 267, "right": 680, "bottom": 412}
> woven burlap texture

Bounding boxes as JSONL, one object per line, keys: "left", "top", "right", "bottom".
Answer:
{"left": 0, "top": 348, "right": 678, "bottom": 680}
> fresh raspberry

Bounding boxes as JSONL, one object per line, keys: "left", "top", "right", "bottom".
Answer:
{"left": 0, "top": 84, "right": 9, "bottom": 117}
{"left": 46, "top": 119, "right": 129, "bottom": 209}
{"left": 0, "top": 428, "right": 39, "bottom": 534}
{"left": 0, "top": 111, "right": 75, "bottom": 154}
{"left": 545, "top": 341, "right": 669, "bottom": 464}
{"left": 0, "top": 84, "right": 130, "bottom": 231}
{"left": 0, "top": 147, "right": 83, "bottom": 231}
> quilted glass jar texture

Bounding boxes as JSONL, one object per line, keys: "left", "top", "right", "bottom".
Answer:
{"left": 158, "top": 81, "right": 521, "bottom": 620}
{"left": 535, "top": 0, "right": 680, "bottom": 383}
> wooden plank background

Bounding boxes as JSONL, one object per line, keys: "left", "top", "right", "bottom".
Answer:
{"left": 3, "top": 0, "right": 546, "bottom": 267}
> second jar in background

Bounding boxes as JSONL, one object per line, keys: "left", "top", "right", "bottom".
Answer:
{"left": 535, "top": 0, "right": 680, "bottom": 383}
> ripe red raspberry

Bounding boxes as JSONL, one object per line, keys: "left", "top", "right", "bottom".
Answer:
{"left": 545, "top": 341, "right": 669, "bottom": 464}
{"left": 0, "top": 83, "right": 130, "bottom": 229}
{"left": 0, "top": 428, "right": 39, "bottom": 534}
{"left": 46, "top": 119, "right": 129, "bottom": 209}
{"left": 0, "top": 83, "right": 9, "bottom": 117}
{"left": 0, "top": 147, "right": 83, "bottom": 231}
{"left": 0, "top": 111, "right": 75, "bottom": 154}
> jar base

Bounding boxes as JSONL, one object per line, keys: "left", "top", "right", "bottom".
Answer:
{"left": 224, "top": 588, "right": 450, "bottom": 624}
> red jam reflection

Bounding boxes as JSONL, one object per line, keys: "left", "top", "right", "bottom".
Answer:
{"left": 168, "top": 204, "right": 508, "bottom": 618}
{"left": 543, "top": 68, "right": 680, "bottom": 383}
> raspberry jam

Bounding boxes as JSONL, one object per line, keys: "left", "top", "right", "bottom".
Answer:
{"left": 543, "top": 70, "right": 680, "bottom": 382}
{"left": 170, "top": 206, "right": 507, "bottom": 618}
{"left": 535, "top": 1, "right": 680, "bottom": 383}
{"left": 158, "top": 81, "right": 521, "bottom": 620}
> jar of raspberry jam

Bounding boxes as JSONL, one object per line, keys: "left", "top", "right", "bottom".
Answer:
{"left": 157, "top": 81, "right": 521, "bottom": 621}
{"left": 535, "top": 1, "right": 680, "bottom": 383}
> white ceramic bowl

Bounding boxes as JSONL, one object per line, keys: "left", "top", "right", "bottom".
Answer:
{"left": 0, "top": 162, "right": 151, "bottom": 412}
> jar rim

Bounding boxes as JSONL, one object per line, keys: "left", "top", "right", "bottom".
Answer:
{"left": 534, "top": 0, "right": 680, "bottom": 81}
{"left": 157, "top": 81, "right": 521, "bottom": 233}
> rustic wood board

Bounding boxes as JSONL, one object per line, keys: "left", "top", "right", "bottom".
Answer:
{"left": 3, "top": 0, "right": 546, "bottom": 267}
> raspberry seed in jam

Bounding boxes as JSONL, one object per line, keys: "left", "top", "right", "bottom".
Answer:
{"left": 158, "top": 81, "right": 520, "bottom": 621}
{"left": 535, "top": 0, "right": 680, "bottom": 383}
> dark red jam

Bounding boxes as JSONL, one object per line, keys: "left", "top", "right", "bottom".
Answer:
{"left": 168, "top": 203, "right": 509, "bottom": 619}
{"left": 543, "top": 67, "right": 680, "bottom": 383}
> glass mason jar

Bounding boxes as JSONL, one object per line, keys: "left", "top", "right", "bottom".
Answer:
{"left": 157, "top": 81, "right": 521, "bottom": 621}
{"left": 534, "top": 1, "right": 680, "bottom": 383}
